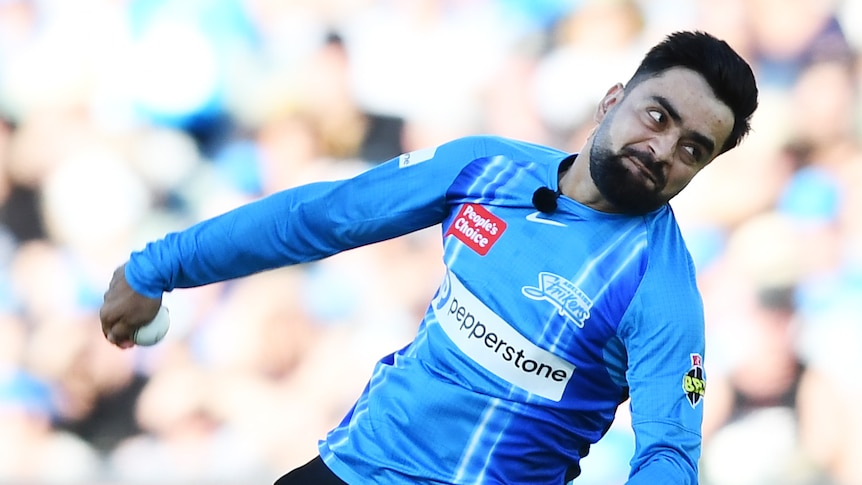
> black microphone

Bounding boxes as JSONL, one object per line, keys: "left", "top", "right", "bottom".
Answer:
{"left": 532, "top": 186, "right": 559, "bottom": 213}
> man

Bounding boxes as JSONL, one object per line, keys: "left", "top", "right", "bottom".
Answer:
{"left": 101, "top": 31, "right": 758, "bottom": 484}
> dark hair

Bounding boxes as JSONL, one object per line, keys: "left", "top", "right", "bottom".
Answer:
{"left": 626, "top": 31, "right": 759, "bottom": 155}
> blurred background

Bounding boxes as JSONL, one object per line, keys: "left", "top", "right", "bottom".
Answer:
{"left": 0, "top": 0, "right": 860, "bottom": 484}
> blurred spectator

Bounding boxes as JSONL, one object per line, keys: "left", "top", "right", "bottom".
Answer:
{"left": 693, "top": 0, "right": 752, "bottom": 60}
{"left": 25, "top": 313, "right": 148, "bottom": 456}
{"left": 698, "top": 213, "right": 819, "bottom": 485}
{"left": 532, "top": 0, "right": 647, "bottom": 145}
{"left": 0, "top": 116, "right": 48, "bottom": 243}
{"left": 339, "top": 0, "right": 521, "bottom": 143}
{"left": 108, "top": 361, "right": 274, "bottom": 484}
{"left": 746, "top": 0, "right": 852, "bottom": 88}
{"left": 121, "top": 0, "right": 260, "bottom": 157}
{"left": 0, "top": 368, "right": 103, "bottom": 483}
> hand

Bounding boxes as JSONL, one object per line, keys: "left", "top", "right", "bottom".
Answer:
{"left": 100, "top": 264, "right": 163, "bottom": 349}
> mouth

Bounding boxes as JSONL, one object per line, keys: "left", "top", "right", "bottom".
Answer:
{"left": 624, "top": 156, "right": 657, "bottom": 185}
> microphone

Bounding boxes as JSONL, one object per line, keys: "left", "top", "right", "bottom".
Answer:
{"left": 532, "top": 186, "right": 559, "bottom": 213}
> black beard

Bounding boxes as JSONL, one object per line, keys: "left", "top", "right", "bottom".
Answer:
{"left": 589, "top": 144, "right": 668, "bottom": 215}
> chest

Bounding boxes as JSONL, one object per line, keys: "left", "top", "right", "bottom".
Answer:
{"left": 439, "top": 203, "right": 649, "bottom": 358}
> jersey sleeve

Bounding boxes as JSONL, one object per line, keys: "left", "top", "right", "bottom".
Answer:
{"left": 125, "top": 136, "right": 492, "bottom": 298}
{"left": 617, "top": 252, "right": 706, "bottom": 485}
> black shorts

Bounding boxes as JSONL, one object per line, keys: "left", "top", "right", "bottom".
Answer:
{"left": 274, "top": 456, "right": 347, "bottom": 485}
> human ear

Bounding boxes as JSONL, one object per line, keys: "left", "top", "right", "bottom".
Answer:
{"left": 594, "top": 83, "right": 624, "bottom": 122}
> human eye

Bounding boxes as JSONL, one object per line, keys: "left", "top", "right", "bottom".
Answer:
{"left": 647, "top": 109, "right": 664, "bottom": 124}
{"left": 681, "top": 144, "right": 703, "bottom": 164}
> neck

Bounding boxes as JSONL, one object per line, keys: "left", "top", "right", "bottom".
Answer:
{"left": 559, "top": 151, "right": 619, "bottom": 213}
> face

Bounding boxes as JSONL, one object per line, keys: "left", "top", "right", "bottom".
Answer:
{"left": 589, "top": 67, "right": 735, "bottom": 214}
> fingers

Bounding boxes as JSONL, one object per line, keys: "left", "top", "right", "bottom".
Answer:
{"left": 100, "top": 263, "right": 162, "bottom": 349}
{"left": 100, "top": 295, "right": 136, "bottom": 349}
{"left": 99, "top": 266, "right": 126, "bottom": 339}
{"left": 105, "top": 321, "right": 135, "bottom": 349}
{"left": 99, "top": 303, "right": 114, "bottom": 340}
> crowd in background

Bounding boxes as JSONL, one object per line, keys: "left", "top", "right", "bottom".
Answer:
{"left": 0, "top": 0, "right": 860, "bottom": 484}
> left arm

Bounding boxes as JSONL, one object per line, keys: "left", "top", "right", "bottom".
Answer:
{"left": 618, "top": 259, "right": 706, "bottom": 484}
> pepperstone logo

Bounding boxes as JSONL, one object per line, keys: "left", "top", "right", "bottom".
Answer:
{"left": 521, "top": 272, "right": 593, "bottom": 328}
{"left": 434, "top": 270, "right": 452, "bottom": 312}
{"left": 433, "top": 270, "right": 575, "bottom": 401}
{"left": 445, "top": 204, "right": 507, "bottom": 256}
{"left": 683, "top": 353, "right": 706, "bottom": 408}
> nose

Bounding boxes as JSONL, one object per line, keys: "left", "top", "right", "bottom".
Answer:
{"left": 647, "top": 133, "right": 676, "bottom": 163}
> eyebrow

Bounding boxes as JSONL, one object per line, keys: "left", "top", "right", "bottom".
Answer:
{"left": 652, "top": 95, "right": 716, "bottom": 157}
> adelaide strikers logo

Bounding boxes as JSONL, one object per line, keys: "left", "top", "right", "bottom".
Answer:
{"left": 682, "top": 353, "right": 706, "bottom": 408}
{"left": 521, "top": 272, "right": 592, "bottom": 328}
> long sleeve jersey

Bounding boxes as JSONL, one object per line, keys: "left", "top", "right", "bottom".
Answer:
{"left": 126, "top": 135, "right": 707, "bottom": 484}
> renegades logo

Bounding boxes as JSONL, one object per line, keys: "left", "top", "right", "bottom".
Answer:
{"left": 446, "top": 204, "right": 507, "bottom": 256}
{"left": 683, "top": 353, "right": 706, "bottom": 408}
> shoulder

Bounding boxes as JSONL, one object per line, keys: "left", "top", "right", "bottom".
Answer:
{"left": 633, "top": 207, "right": 703, "bottom": 312}
{"left": 443, "top": 135, "right": 567, "bottom": 161}
{"left": 620, "top": 235, "right": 704, "bottom": 346}
{"left": 642, "top": 206, "right": 695, "bottom": 270}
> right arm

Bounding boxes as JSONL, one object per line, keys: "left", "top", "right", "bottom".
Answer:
{"left": 100, "top": 135, "right": 496, "bottom": 346}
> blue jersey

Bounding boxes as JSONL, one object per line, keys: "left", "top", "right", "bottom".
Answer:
{"left": 127, "top": 135, "right": 706, "bottom": 484}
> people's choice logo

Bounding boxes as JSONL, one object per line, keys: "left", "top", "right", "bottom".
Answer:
{"left": 433, "top": 270, "right": 575, "bottom": 402}
{"left": 521, "top": 272, "right": 593, "bottom": 328}
{"left": 445, "top": 204, "right": 507, "bottom": 256}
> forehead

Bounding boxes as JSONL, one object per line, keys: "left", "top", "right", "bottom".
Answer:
{"left": 626, "top": 67, "right": 734, "bottom": 150}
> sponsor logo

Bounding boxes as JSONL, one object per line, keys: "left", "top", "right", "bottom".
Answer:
{"left": 521, "top": 272, "right": 593, "bottom": 328}
{"left": 398, "top": 146, "right": 437, "bottom": 168}
{"left": 445, "top": 204, "right": 507, "bottom": 256}
{"left": 683, "top": 353, "right": 706, "bottom": 408}
{"left": 433, "top": 271, "right": 575, "bottom": 401}
{"left": 525, "top": 211, "right": 567, "bottom": 227}
{"left": 435, "top": 271, "right": 452, "bottom": 311}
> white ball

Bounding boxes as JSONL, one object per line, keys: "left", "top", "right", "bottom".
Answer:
{"left": 132, "top": 306, "right": 171, "bottom": 346}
